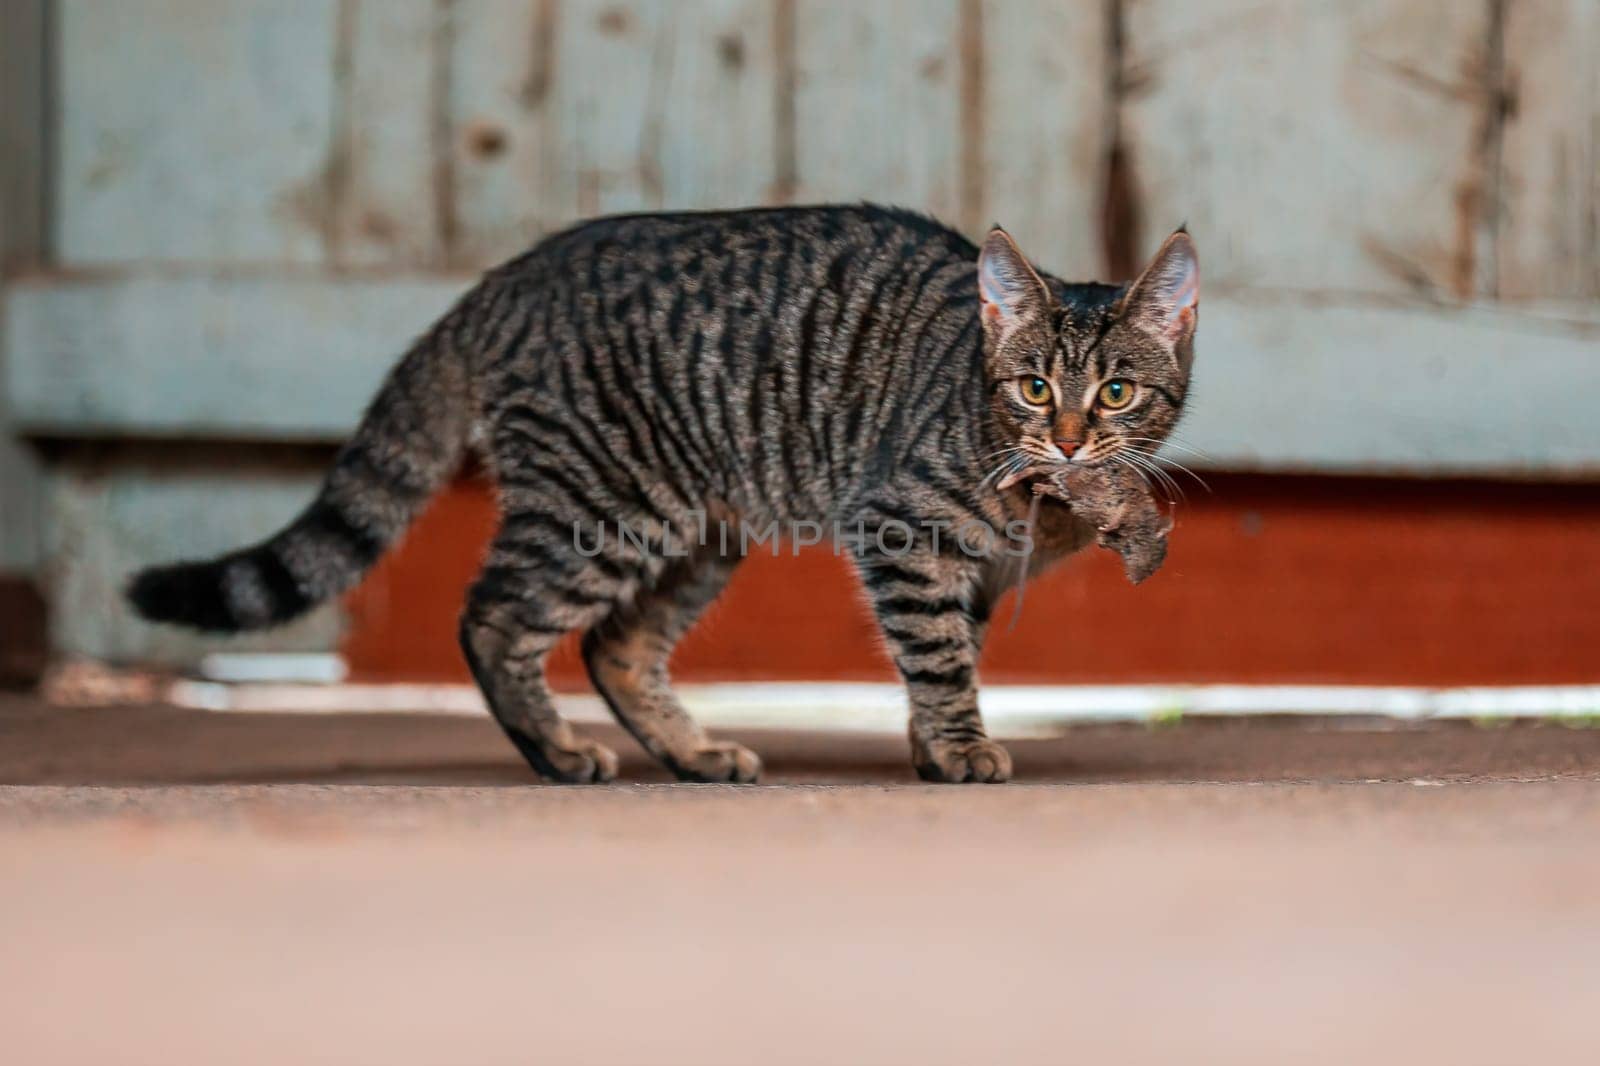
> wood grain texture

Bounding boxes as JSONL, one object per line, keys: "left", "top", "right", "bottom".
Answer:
{"left": 345, "top": 473, "right": 1600, "bottom": 687}
{"left": 1121, "top": 0, "right": 1494, "bottom": 297}
{"left": 649, "top": 0, "right": 784, "bottom": 209}
{"left": 1497, "top": 0, "right": 1600, "bottom": 300}
{"left": 0, "top": 0, "right": 46, "bottom": 573}
{"left": 449, "top": 0, "right": 780, "bottom": 265}
{"left": 0, "top": 0, "right": 47, "bottom": 270}
{"left": 55, "top": 0, "right": 341, "bottom": 265}
{"left": 328, "top": 0, "right": 442, "bottom": 267}
{"left": 975, "top": 0, "right": 1108, "bottom": 278}
{"left": 443, "top": 0, "right": 550, "bottom": 263}
{"left": 791, "top": 0, "right": 964, "bottom": 221}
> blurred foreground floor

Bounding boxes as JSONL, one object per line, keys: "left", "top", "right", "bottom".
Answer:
{"left": 4, "top": 694, "right": 1600, "bottom": 1065}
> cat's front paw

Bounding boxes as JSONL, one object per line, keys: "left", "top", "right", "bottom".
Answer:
{"left": 913, "top": 738, "right": 1014, "bottom": 783}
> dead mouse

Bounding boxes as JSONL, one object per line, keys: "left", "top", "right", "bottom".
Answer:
{"left": 1033, "top": 463, "right": 1172, "bottom": 584}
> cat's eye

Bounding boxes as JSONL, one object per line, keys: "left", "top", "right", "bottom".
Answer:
{"left": 1097, "top": 379, "right": 1137, "bottom": 410}
{"left": 1019, "top": 377, "right": 1052, "bottom": 406}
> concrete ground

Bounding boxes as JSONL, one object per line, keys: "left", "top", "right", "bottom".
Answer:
{"left": 4, "top": 694, "right": 1600, "bottom": 1065}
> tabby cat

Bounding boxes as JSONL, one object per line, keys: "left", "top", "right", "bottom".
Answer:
{"left": 129, "top": 205, "right": 1199, "bottom": 784}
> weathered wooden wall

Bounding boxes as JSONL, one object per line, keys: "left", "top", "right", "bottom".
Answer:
{"left": 1120, "top": 0, "right": 1597, "bottom": 301}
{"left": 3, "top": 0, "right": 1599, "bottom": 664}
{"left": 0, "top": 0, "right": 48, "bottom": 576}
{"left": 43, "top": 0, "right": 1108, "bottom": 271}
{"left": 12, "top": 0, "right": 1598, "bottom": 453}
{"left": 35, "top": 0, "right": 1598, "bottom": 295}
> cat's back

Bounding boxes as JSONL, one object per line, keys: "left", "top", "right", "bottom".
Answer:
{"left": 470, "top": 203, "right": 987, "bottom": 512}
{"left": 489, "top": 203, "right": 977, "bottom": 287}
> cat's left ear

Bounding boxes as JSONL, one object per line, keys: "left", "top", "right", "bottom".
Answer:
{"left": 978, "top": 227, "right": 1051, "bottom": 341}
{"left": 1120, "top": 229, "right": 1199, "bottom": 366}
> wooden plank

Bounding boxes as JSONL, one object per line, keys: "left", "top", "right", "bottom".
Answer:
{"left": 450, "top": 0, "right": 780, "bottom": 267}
{"left": 54, "top": 0, "right": 339, "bottom": 265}
{"left": 1177, "top": 294, "right": 1600, "bottom": 476}
{"left": 651, "top": 0, "right": 782, "bottom": 209}
{"left": 791, "top": 0, "right": 964, "bottom": 223}
{"left": 1121, "top": 0, "right": 1493, "bottom": 297}
{"left": 3, "top": 276, "right": 469, "bottom": 440}
{"left": 330, "top": 0, "right": 442, "bottom": 267}
{"left": 976, "top": 0, "right": 1108, "bottom": 279}
{"left": 40, "top": 461, "right": 342, "bottom": 664}
{"left": 6, "top": 277, "right": 1600, "bottom": 474}
{"left": 0, "top": 0, "right": 47, "bottom": 573}
{"left": 526, "top": 0, "right": 673, "bottom": 222}
{"left": 1496, "top": 0, "right": 1600, "bottom": 300}
{"left": 441, "top": 0, "right": 545, "bottom": 263}
{"left": 0, "top": 0, "right": 47, "bottom": 269}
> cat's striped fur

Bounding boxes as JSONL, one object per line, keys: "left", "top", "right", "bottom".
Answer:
{"left": 129, "top": 204, "right": 1198, "bottom": 783}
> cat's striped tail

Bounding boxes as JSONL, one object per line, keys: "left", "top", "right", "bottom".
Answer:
{"left": 126, "top": 309, "right": 475, "bottom": 634}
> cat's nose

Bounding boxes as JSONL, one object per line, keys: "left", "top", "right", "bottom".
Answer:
{"left": 1055, "top": 439, "right": 1082, "bottom": 458}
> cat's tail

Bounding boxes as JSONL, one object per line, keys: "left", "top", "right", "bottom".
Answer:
{"left": 126, "top": 304, "right": 476, "bottom": 633}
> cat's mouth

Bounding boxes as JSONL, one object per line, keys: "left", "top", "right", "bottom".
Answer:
{"left": 994, "top": 455, "right": 1080, "bottom": 493}
{"left": 987, "top": 434, "right": 1130, "bottom": 496}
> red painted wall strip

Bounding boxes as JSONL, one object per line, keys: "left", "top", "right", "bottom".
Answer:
{"left": 344, "top": 475, "right": 1600, "bottom": 687}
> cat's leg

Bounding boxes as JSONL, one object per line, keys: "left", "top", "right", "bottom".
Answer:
{"left": 460, "top": 552, "right": 626, "bottom": 784}
{"left": 858, "top": 549, "right": 1009, "bottom": 783}
{"left": 581, "top": 547, "right": 761, "bottom": 783}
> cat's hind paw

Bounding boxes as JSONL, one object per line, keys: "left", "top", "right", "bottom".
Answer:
{"left": 670, "top": 740, "right": 763, "bottom": 784}
{"left": 509, "top": 732, "right": 620, "bottom": 784}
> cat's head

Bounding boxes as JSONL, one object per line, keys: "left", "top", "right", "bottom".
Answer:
{"left": 977, "top": 227, "right": 1197, "bottom": 481}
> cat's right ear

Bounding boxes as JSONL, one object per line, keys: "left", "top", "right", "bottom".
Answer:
{"left": 978, "top": 227, "right": 1050, "bottom": 340}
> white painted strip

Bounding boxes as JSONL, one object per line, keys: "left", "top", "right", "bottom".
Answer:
{"left": 1433, "top": 686, "right": 1600, "bottom": 719}
{"left": 197, "top": 653, "right": 348, "bottom": 685}
{"left": 163, "top": 681, "right": 1600, "bottom": 736}
{"left": 1180, "top": 685, "right": 1436, "bottom": 719}
{"left": 169, "top": 680, "right": 502, "bottom": 717}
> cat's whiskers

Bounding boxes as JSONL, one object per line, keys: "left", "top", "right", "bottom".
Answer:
{"left": 983, "top": 442, "right": 1069, "bottom": 494}
{"left": 980, "top": 447, "right": 1030, "bottom": 489}
{"left": 1107, "top": 453, "right": 1154, "bottom": 493}
{"left": 1163, "top": 431, "right": 1214, "bottom": 463}
{"left": 1122, "top": 441, "right": 1212, "bottom": 494}
{"left": 1122, "top": 434, "right": 1214, "bottom": 464}
{"left": 1135, "top": 453, "right": 1188, "bottom": 503}
{"left": 1112, "top": 447, "right": 1185, "bottom": 503}
{"left": 979, "top": 444, "right": 1023, "bottom": 463}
